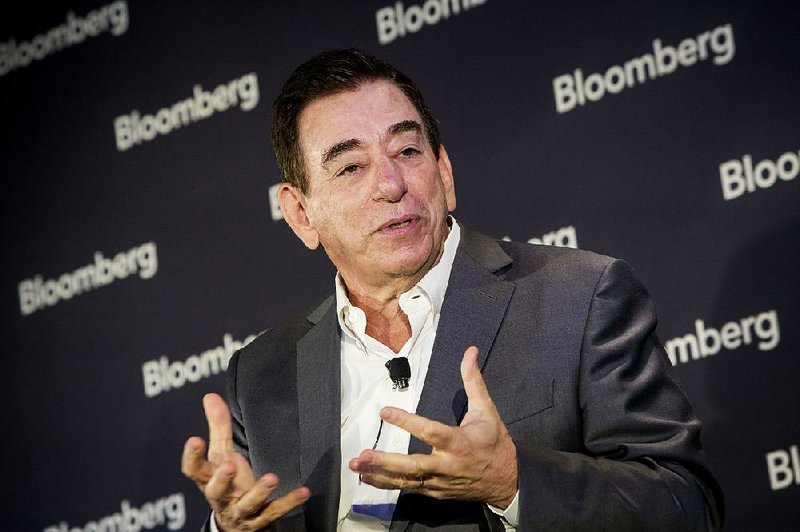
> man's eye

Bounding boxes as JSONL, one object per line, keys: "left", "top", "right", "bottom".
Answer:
{"left": 400, "top": 147, "right": 421, "bottom": 157}
{"left": 338, "top": 164, "right": 360, "bottom": 176}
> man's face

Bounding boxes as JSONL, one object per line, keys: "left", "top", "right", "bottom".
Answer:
{"left": 288, "top": 80, "right": 456, "bottom": 290}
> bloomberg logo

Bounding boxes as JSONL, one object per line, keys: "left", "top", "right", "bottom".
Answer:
{"left": 376, "top": 0, "right": 487, "bottom": 45}
{"left": 766, "top": 444, "right": 800, "bottom": 491}
{"left": 664, "top": 309, "right": 780, "bottom": 366}
{"left": 142, "top": 332, "right": 258, "bottom": 397}
{"left": 45, "top": 492, "right": 185, "bottom": 532}
{"left": 502, "top": 225, "right": 578, "bottom": 249}
{"left": 553, "top": 23, "right": 735, "bottom": 113}
{"left": 0, "top": 1, "right": 129, "bottom": 77}
{"left": 719, "top": 147, "right": 799, "bottom": 201}
{"left": 114, "top": 72, "right": 259, "bottom": 151}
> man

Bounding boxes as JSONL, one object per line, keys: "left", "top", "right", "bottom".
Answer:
{"left": 182, "top": 49, "right": 724, "bottom": 530}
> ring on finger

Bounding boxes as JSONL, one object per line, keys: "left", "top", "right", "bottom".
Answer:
{"left": 417, "top": 477, "right": 425, "bottom": 489}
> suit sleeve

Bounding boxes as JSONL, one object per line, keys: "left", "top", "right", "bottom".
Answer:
{"left": 515, "top": 259, "right": 724, "bottom": 531}
{"left": 225, "top": 349, "right": 251, "bottom": 463}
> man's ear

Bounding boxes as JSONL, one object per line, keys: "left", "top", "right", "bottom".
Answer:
{"left": 278, "top": 183, "right": 320, "bottom": 250}
{"left": 438, "top": 145, "right": 457, "bottom": 212}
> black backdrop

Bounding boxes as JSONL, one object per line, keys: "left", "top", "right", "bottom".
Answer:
{"left": 2, "top": 1, "right": 798, "bottom": 530}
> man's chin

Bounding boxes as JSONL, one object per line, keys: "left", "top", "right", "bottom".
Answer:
{"left": 385, "top": 266, "right": 426, "bottom": 280}
{"left": 381, "top": 251, "right": 438, "bottom": 280}
{"left": 370, "top": 232, "right": 446, "bottom": 281}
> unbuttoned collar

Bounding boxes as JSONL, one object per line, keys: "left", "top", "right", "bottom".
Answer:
{"left": 335, "top": 217, "right": 461, "bottom": 340}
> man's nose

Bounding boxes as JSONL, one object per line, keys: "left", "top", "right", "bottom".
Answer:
{"left": 373, "top": 158, "right": 407, "bottom": 202}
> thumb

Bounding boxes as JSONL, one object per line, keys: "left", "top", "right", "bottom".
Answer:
{"left": 203, "top": 393, "right": 234, "bottom": 459}
{"left": 460, "top": 346, "right": 491, "bottom": 407}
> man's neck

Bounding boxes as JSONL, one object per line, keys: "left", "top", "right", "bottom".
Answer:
{"left": 343, "top": 281, "right": 413, "bottom": 353}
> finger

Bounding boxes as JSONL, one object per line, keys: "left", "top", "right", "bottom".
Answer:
{"left": 350, "top": 450, "right": 439, "bottom": 478}
{"left": 233, "top": 473, "right": 279, "bottom": 517}
{"left": 359, "top": 468, "right": 445, "bottom": 494}
{"left": 247, "top": 487, "right": 311, "bottom": 528}
{"left": 379, "top": 407, "right": 454, "bottom": 449}
{"left": 181, "top": 437, "right": 215, "bottom": 485}
{"left": 460, "top": 346, "right": 492, "bottom": 407}
{"left": 205, "top": 461, "right": 238, "bottom": 512}
{"left": 360, "top": 472, "right": 420, "bottom": 491}
{"left": 203, "top": 393, "right": 234, "bottom": 458}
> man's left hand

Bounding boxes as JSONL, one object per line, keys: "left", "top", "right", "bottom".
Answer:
{"left": 348, "top": 346, "right": 518, "bottom": 509}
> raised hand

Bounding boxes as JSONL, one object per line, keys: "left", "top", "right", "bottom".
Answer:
{"left": 348, "top": 346, "right": 518, "bottom": 509}
{"left": 181, "top": 393, "right": 310, "bottom": 531}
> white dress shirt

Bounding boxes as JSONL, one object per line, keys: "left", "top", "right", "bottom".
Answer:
{"left": 336, "top": 220, "right": 459, "bottom": 529}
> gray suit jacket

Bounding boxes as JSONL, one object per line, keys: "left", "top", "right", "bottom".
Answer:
{"left": 223, "top": 227, "right": 724, "bottom": 531}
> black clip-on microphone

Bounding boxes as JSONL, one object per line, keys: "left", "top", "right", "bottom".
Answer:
{"left": 385, "top": 357, "right": 411, "bottom": 390}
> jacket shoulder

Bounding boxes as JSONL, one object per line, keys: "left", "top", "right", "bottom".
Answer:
{"left": 230, "top": 295, "right": 333, "bottom": 372}
{"left": 459, "top": 224, "right": 615, "bottom": 282}
{"left": 496, "top": 238, "right": 616, "bottom": 286}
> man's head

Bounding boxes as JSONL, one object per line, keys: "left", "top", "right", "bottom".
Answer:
{"left": 271, "top": 48, "right": 441, "bottom": 195}
{"left": 274, "top": 50, "right": 456, "bottom": 294}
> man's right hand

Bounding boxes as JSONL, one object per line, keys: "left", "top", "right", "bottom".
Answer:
{"left": 181, "top": 393, "right": 311, "bottom": 531}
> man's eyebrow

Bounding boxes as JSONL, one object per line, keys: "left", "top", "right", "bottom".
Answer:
{"left": 389, "top": 120, "right": 423, "bottom": 136}
{"left": 321, "top": 138, "right": 362, "bottom": 167}
{"left": 320, "top": 120, "right": 423, "bottom": 167}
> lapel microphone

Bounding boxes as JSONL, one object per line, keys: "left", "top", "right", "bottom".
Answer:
{"left": 385, "top": 357, "right": 411, "bottom": 390}
{"left": 357, "top": 357, "right": 410, "bottom": 485}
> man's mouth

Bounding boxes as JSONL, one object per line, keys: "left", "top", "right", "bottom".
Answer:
{"left": 378, "top": 216, "right": 419, "bottom": 232}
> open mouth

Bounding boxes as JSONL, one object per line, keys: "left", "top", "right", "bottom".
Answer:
{"left": 388, "top": 220, "right": 412, "bottom": 229}
{"left": 378, "top": 215, "right": 419, "bottom": 232}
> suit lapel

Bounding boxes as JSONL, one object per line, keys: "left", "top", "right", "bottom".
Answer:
{"left": 409, "top": 227, "right": 514, "bottom": 454}
{"left": 297, "top": 296, "right": 340, "bottom": 531}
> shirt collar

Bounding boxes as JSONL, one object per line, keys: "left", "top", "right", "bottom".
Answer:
{"left": 335, "top": 217, "right": 461, "bottom": 332}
